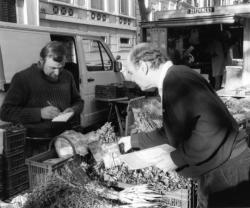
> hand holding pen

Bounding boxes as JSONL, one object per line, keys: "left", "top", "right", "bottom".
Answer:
{"left": 40, "top": 101, "right": 61, "bottom": 120}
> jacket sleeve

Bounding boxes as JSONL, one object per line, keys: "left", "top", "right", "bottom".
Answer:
{"left": 0, "top": 73, "right": 41, "bottom": 124}
{"left": 131, "top": 127, "right": 169, "bottom": 149}
{"left": 70, "top": 75, "right": 84, "bottom": 115}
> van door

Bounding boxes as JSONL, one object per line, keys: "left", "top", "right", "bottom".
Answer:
{"left": 79, "top": 38, "right": 124, "bottom": 127}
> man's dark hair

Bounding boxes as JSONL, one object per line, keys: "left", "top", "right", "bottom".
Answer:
{"left": 129, "top": 43, "right": 170, "bottom": 69}
{"left": 40, "top": 41, "right": 67, "bottom": 62}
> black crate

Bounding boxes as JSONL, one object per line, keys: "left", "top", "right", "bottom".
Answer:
{"left": 0, "top": 154, "right": 3, "bottom": 167}
{"left": 4, "top": 182, "right": 29, "bottom": 199}
{"left": 3, "top": 150, "right": 25, "bottom": 172}
{"left": 0, "top": 189, "right": 4, "bottom": 200}
{"left": 95, "top": 84, "right": 124, "bottom": 99}
{"left": 2, "top": 125, "right": 26, "bottom": 155}
{"left": 0, "top": 170, "right": 3, "bottom": 182}
{"left": 5, "top": 166, "right": 28, "bottom": 191}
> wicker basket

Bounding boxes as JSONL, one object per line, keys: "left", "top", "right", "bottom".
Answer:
{"left": 25, "top": 135, "right": 77, "bottom": 189}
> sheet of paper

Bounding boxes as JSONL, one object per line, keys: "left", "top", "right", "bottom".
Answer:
{"left": 52, "top": 112, "right": 74, "bottom": 122}
{"left": 119, "top": 144, "right": 176, "bottom": 170}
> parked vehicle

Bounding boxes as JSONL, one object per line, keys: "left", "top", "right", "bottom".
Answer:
{"left": 0, "top": 21, "right": 123, "bottom": 128}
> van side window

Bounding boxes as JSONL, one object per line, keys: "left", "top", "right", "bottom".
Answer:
{"left": 82, "top": 39, "right": 112, "bottom": 71}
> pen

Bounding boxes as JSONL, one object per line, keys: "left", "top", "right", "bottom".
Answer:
{"left": 47, "top": 101, "right": 61, "bottom": 111}
{"left": 47, "top": 101, "right": 53, "bottom": 106}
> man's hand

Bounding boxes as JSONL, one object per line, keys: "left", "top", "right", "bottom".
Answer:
{"left": 41, "top": 106, "right": 60, "bottom": 119}
{"left": 118, "top": 136, "right": 132, "bottom": 153}
{"left": 62, "top": 107, "right": 74, "bottom": 114}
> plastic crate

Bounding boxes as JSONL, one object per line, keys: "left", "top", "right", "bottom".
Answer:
{"left": 26, "top": 135, "right": 76, "bottom": 189}
{"left": 3, "top": 150, "right": 25, "bottom": 172}
{"left": 0, "top": 169, "right": 3, "bottom": 182}
{"left": 5, "top": 166, "right": 28, "bottom": 190}
{"left": 1, "top": 125, "right": 26, "bottom": 155}
{"left": 0, "top": 188, "right": 4, "bottom": 200}
{"left": 0, "top": 155, "right": 3, "bottom": 167}
{"left": 95, "top": 84, "right": 124, "bottom": 99}
{"left": 4, "top": 182, "right": 29, "bottom": 199}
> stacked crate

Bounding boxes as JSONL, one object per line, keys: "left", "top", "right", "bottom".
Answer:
{"left": 0, "top": 155, "right": 3, "bottom": 200}
{"left": 0, "top": 124, "right": 29, "bottom": 199}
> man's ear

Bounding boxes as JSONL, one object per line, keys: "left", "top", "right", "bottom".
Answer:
{"left": 39, "top": 58, "right": 45, "bottom": 67}
{"left": 139, "top": 61, "right": 149, "bottom": 75}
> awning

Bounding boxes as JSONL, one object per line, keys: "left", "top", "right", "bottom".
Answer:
{"left": 141, "top": 14, "right": 236, "bottom": 28}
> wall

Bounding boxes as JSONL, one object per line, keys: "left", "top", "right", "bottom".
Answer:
{"left": 38, "top": 0, "right": 138, "bottom": 68}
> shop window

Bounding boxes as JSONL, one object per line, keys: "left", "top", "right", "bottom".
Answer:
{"left": 168, "top": 2, "right": 176, "bottom": 10}
{"left": 91, "top": 0, "right": 104, "bottom": 10}
{"left": 120, "top": 0, "right": 129, "bottom": 16}
{"left": 120, "top": 38, "right": 129, "bottom": 44}
{"left": 120, "top": 37, "right": 131, "bottom": 48}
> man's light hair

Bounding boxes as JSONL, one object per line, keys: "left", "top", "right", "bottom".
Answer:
{"left": 128, "top": 43, "right": 169, "bottom": 70}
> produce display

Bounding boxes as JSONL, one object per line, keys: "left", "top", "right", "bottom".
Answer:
{"left": 95, "top": 122, "right": 117, "bottom": 144}
{"left": 22, "top": 162, "right": 165, "bottom": 208}
{"left": 130, "top": 97, "right": 163, "bottom": 133}
{"left": 22, "top": 170, "right": 120, "bottom": 208}
{"left": 89, "top": 121, "right": 192, "bottom": 196}
{"left": 220, "top": 97, "right": 250, "bottom": 123}
{"left": 91, "top": 161, "right": 192, "bottom": 194}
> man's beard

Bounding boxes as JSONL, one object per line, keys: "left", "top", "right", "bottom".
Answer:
{"left": 42, "top": 70, "right": 60, "bottom": 83}
{"left": 47, "top": 74, "right": 59, "bottom": 82}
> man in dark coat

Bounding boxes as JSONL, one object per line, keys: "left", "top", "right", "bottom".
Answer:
{"left": 119, "top": 43, "right": 250, "bottom": 207}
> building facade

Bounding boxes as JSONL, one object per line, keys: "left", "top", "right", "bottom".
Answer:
{"left": 12, "top": 0, "right": 138, "bottom": 64}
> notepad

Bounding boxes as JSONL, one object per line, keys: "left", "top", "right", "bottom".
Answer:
{"left": 52, "top": 112, "right": 74, "bottom": 122}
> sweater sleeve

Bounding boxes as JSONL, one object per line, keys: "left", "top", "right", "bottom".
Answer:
{"left": 0, "top": 73, "right": 41, "bottom": 124}
{"left": 69, "top": 75, "right": 84, "bottom": 115}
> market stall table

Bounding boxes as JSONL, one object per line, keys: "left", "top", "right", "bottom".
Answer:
{"left": 95, "top": 96, "right": 145, "bottom": 136}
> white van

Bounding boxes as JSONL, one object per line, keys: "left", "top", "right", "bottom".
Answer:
{"left": 0, "top": 21, "right": 124, "bottom": 128}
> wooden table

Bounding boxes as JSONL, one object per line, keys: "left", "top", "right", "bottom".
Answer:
{"left": 95, "top": 96, "right": 145, "bottom": 136}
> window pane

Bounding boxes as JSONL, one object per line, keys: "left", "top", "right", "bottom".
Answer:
{"left": 100, "top": 43, "right": 112, "bottom": 71}
{"left": 130, "top": 0, "right": 135, "bottom": 16}
{"left": 82, "top": 39, "right": 112, "bottom": 71}
{"left": 120, "top": 0, "right": 129, "bottom": 15}
{"left": 82, "top": 40, "right": 103, "bottom": 71}
{"left": 91, "top": 0, "right": 104, "bottom": 10}
{"left": 108, "top": 1, "right": 115, "bottom": 13}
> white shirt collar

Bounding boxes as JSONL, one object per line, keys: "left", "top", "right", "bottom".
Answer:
{"left": 157, "top": 61, "right": 173, "bottom": 100}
